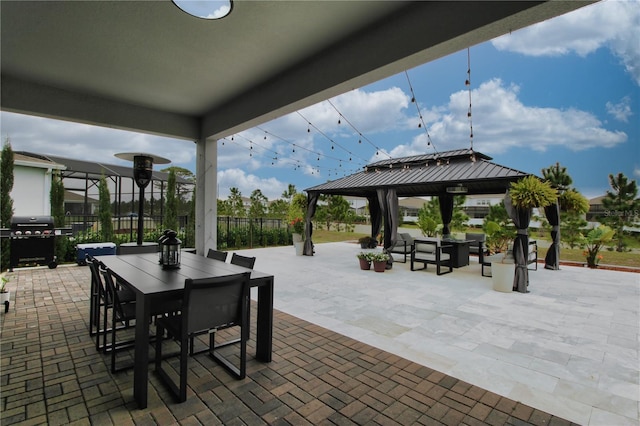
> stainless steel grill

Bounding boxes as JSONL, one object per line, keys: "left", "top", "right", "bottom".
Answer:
{"left": 9, "top": 216, "right": 57, "bottom": 270}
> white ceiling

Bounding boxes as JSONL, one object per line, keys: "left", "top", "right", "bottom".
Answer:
{"left": 1, "top": 1, "right": 592, "bottom": 141}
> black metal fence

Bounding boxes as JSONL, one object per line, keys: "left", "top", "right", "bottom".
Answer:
{"left": 216, "top": 216, "right": 289, "bottom": 249}
{"left": 64, "top": 214, "right": 290, "bottom": 249}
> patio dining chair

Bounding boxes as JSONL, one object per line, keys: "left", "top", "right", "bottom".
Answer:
{"left": 101, "top": 268, "right": 181, "bottom": 373}
{"left": 87, "top": 256, "right": 135, "bottom": 352}
{"left": 230, "top": 253, "right": 256, "bottom": 269}
{"left": 190, "top": 252, "right": 255, "bottom": 355}
{"left": 155, "top": 272, "right": 251, "bottom": 402}
{"left": 206, "top": 248, "right": 228, "bottom": 262}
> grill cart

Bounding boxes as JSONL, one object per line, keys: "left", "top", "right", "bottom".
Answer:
{"left": 8, "top": 216, "right": 70, "bottom": 271}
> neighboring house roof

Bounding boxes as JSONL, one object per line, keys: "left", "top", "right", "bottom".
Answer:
{"left": 305, "top": 149, "right": 531, "bottom": 198}
{"left": 14, "top": 152, "right": 65, "bottom": 170}
{"left": 399, "top": 197, "right": 428, "bottom": 210}
{"left": 589, "top": 195, "right": 606, "bottom": 205}
{"left": 64, "top": 190, "right": 98, "bottom": 204}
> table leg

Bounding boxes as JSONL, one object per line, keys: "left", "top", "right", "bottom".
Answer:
{"left": 255, "top": 278, "right": 273, "bottom": 362}
{"left": 133, "top": 293, "right": 150, "bottom": 409}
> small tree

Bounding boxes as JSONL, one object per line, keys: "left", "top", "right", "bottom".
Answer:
{"left": 249, "top": 189, "right": 268, "bottom": 219}
{"left": 288, "top": 192, "right": 307, "bottom": 222}
{"left": 164, "top": 169, "right": 178, "bottom": 231}
{"left": 582, "top": 225, "right": 614, "bottom": 268}
{"left": 1, "top": 139, "right": 15, "bottom": 271}
{"left": 417, "top": 204, "right": 440, "bottom": 237}
{"left": 98, "top": 175, "right": 113, "bottom": 242}
{"left": 50, "top": 171, "right": 66, "bottom": 262}
{"left": 559, "top": 189, "right": 589, "bottom": 249}
{"left": 228, "top": 187, "right": 246, "bottom": 217}
{"left": 600, "top": 173, "right": 639, "bottom": 252}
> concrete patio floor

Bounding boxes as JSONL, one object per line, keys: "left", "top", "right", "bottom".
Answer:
{"left": 238, "top": 242, "right": 639, "bottom": 425}
{"left": 0, "top": 241, "right": 637, "bottom": 425}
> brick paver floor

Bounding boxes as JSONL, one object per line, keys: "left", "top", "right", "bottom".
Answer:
{"left": 0, "top": 265, "right": 577, "bottom": 425}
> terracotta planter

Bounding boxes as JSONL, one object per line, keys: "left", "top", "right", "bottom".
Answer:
{"left": 373, "top": 261, "right": 386, "bottom": 272}
{"left": 359, "top": 259, "right": 371, "bottom": 270}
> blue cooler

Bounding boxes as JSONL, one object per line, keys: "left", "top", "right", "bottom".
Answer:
{"left": 77, "top": 242, "right": 117, "bottom": 265}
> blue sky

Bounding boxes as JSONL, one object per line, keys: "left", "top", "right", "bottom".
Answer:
{"left": 2, "top": 0, "right": 638, "bottom": 201}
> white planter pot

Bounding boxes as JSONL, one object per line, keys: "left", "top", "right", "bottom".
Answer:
{"left": 294, "top": 241, "right": 304, "bottom": 256}
{"left": 491, "top": 262, "right": 514, "bottom": 292}
{"left": 292, "top": 233, "right": 303, "bottom": 243}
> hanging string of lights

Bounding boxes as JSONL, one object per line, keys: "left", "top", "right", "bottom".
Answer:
{"left": 220, "top": 132, "right": 361, "bottom": 177}
{"left": 326, "top": 99, "right": 391, "bottom": 159}
{"left": 404, "top": 70, "right": 438, "bottom": 153}
{"left": 465, "top": 47, "right": 476, "bottom": 163}
{"left": 294, "top": 111, "right": 371, "bottom": 163}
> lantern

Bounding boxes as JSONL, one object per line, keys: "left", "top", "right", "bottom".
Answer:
{"left": 160, "top": 230, "right": 181, "bottom": 269}
{"left": 158, "top": 229, "right": 170, "bottom": 264}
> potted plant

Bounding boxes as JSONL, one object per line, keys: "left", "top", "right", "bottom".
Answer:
{"left": 290, "top": 217, "right": 304, "bottom": 243}
{"left": 371, "top": 252, "right": 390, "bottom": 272}
{"left": 356, "top": 252, "right": 373, "bottom": 270}
{"left": 358, "top": 236, "right": 377, "bottom": 249}
{"left": 1, "top": 274, "right": 10, "bottom": 313}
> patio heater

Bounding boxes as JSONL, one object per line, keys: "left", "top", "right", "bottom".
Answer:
{"left": 115, "top": 153, "right": 170, "bottom": 246}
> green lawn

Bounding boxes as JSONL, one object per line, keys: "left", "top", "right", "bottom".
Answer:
{"left": 310, "top": 229, "right": 640, "bottom": 269}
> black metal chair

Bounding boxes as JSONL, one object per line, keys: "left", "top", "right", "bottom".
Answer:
{"left": 206, "top": 248, "right": 228, "bottom": 262}
{"left": 230, "top": 253, "right": 256, "bottom": 269}
{"left": 101, "top": 268, "right": 181, "bottom": 373}
{"left": 87, "top": 256, "right": 135, "bottom": 352}
{"left": 410, "top": 240, "right": 453, "bottom": 275}
{"left": 155, "top": 272, "right": 251, "bottom": 402}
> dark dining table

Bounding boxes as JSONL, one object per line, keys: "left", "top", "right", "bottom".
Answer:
{"left": 95, "top": 251, "right": 274, "bottom": 409}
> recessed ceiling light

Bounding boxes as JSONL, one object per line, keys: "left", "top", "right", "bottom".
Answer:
{"left": 172, "top": 0, "right": 232, "bottom": 20}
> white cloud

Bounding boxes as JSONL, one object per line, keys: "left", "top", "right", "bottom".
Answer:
{"left": 387, "top": 78, "right": 628, "bottom": 155}
{"left": 491, "top": 0, "right": 640, "bottom": 85}
{"left": 1, "top": 112, "right": 194, "bottom": 167}
{"left": 217, "top": 168, "right": 286, "bottom": 200}
{"left": 634, "top": 166, "right": 640, "bottom": 178}
{"left": 606, "top": 96, "right": 633, "bottom": 122}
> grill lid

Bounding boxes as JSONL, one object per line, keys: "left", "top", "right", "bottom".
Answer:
{"left": 11, "top": 216, "right": 55, "bottom": 236}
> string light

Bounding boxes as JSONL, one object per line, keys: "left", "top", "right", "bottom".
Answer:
{"left": 466, "top": 47, "right": 475, "bottom": 156}
{"left": 326, "top": 99, "right": 390, "bottom": 159}
{"left": 405, "top": 70, "right": 437, "bottom": 152}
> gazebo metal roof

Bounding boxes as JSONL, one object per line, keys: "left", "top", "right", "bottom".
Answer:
{"left": 305, "top": 149, "right": 531, "bottom": 197}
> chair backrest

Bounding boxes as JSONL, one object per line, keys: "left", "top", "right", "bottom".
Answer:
{"left": 101, "top": 268, "right": 132, "bottom": 319}
{"left": 398, "top": 233, "right": 414, "bottom": 245}
{"left": 207, "top": 248, "right": 228, "bottom": 262}
{"left": 183, "top": 272, "right": 251, "bottom": 334}
{"left": 230, "top": 253, "right": 256, "bottom": 269}
{"left": 88, "top": 256, "right": 107, "bottom": 299}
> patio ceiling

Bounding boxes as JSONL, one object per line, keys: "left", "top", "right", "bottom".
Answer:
{"left": 0, "top": 1, "right": 591, "bottom": 142}
{"left": 305, "top": 149, "right": 530, "bottom": 198}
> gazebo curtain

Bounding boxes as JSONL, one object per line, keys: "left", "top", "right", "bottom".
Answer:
{"left": 367, "top": 195, "right": 383, "bottom": 242}
{"left": 439, "top": 194, "right": 454, "bottom": 237}
{"left": 303, "top": 192, "right": 319, "bottom": 256}
{"left": 504, "top": 191, "right": 530, "bottom": 293}
{"left": 544, "top": 201, "right": 560, "bottom": 270}
{"left": 377, "top": 189, "right": 398, "bottom": 250}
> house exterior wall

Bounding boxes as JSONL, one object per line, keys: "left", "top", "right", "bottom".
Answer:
{"left": 12, "top": 164, "right": 53, "bottom": 216}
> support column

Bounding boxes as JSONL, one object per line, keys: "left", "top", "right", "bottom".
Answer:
{"left": 196, "top": 137, "right": 217, "bottom": 255}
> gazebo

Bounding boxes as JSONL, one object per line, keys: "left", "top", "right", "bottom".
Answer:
{"left": 303, "top": 149, "right": 559, "bottom": 292}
